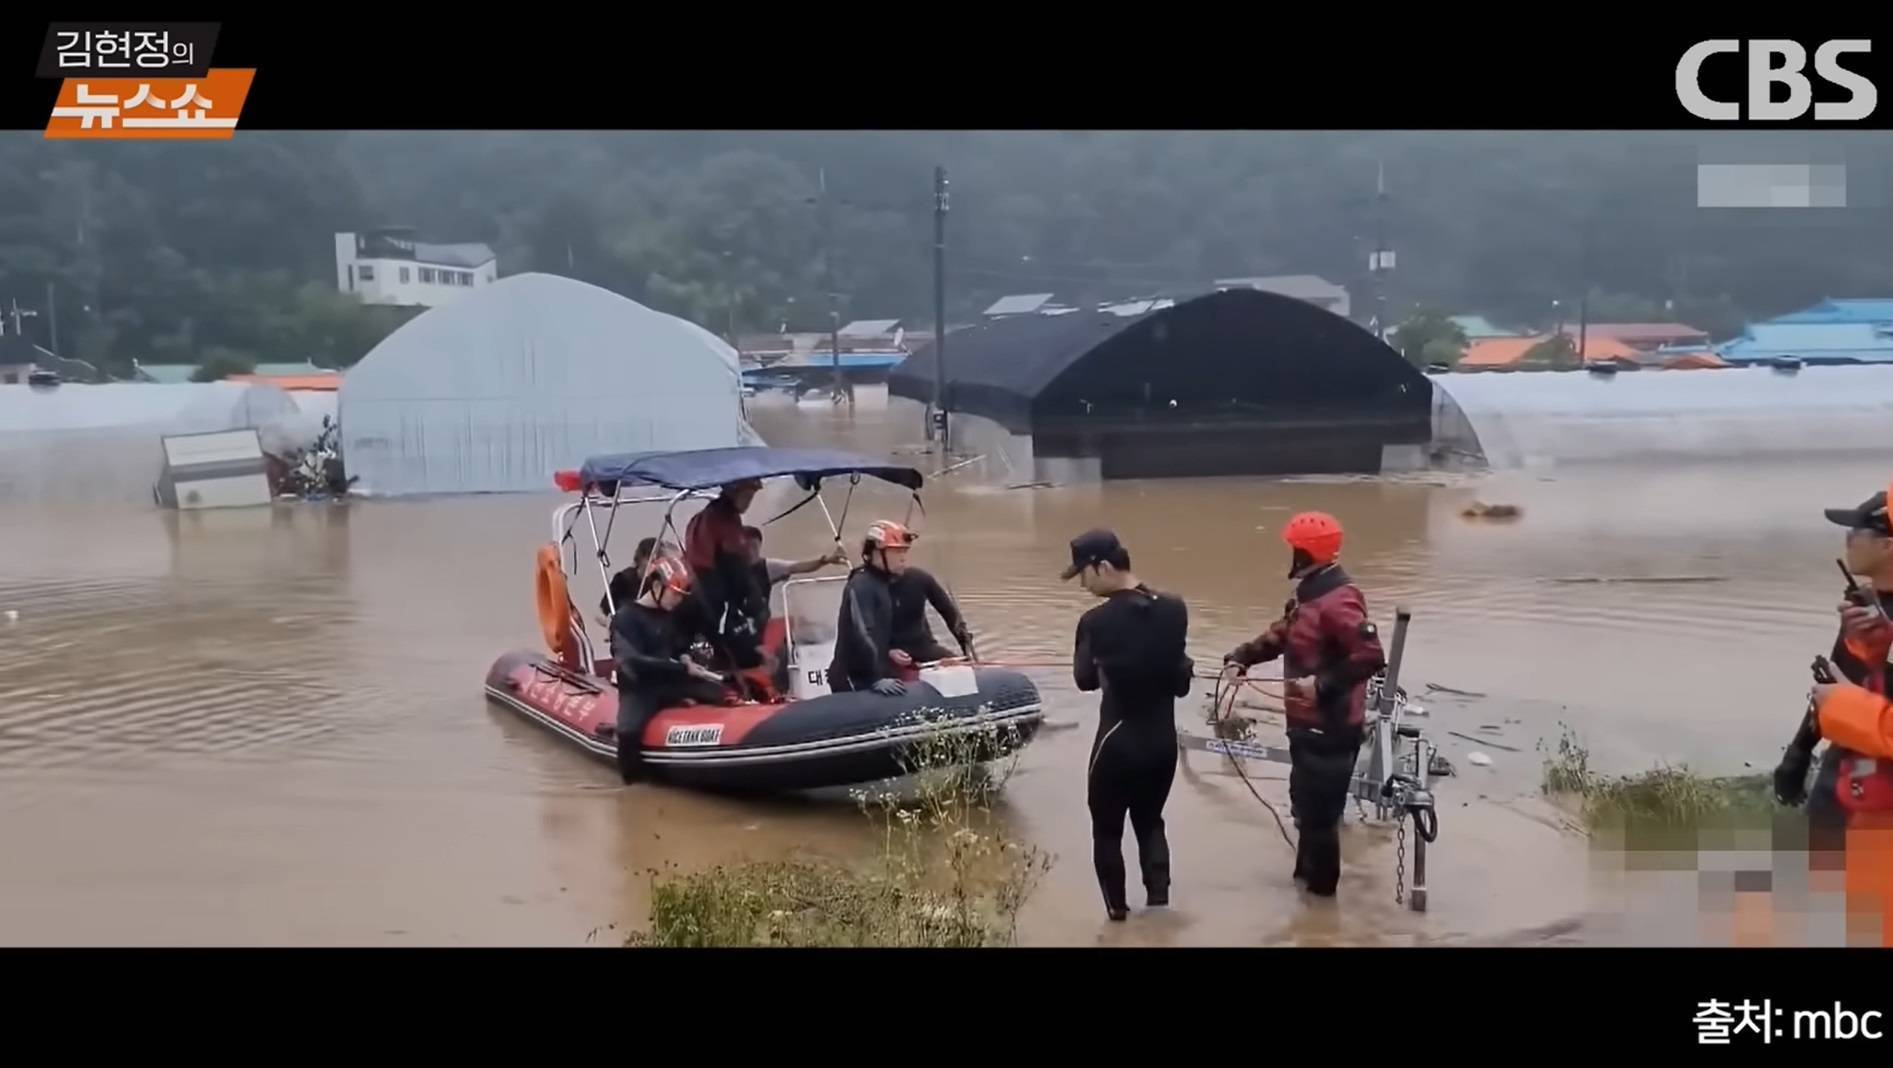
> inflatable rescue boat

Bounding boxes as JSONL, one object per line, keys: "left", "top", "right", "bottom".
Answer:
{"left": 483, "top": 447, "right": 1044, "bottom": 792}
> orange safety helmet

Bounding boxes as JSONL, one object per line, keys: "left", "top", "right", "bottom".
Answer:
{"left": 1281, "top": 511, "right": 1344, "bottom": 565}
{"left": 864, "top": 520, "right": 917, "bottom": 550}
{"left": 646, "top": 555, "right": 694, "bottom": 597}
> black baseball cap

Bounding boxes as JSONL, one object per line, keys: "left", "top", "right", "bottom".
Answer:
{"left": 1061, "top": 528, "right": 1128, "bottom": 580}
{"left": 1825, "top": 490, "right": 1891, "bottom": 536}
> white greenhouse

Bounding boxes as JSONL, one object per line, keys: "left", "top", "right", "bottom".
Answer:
{"left": 1431, "top": 363, "right": 1893, "bottom": 469}
{"left": 0, "top": 382, "right": 300, "bottom": 505}
{"left": 337, "top": 272, "right": 758, "bottom": 496}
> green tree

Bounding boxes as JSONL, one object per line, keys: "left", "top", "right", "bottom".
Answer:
{"left": 6, "top": 130, "right": 1893, "bottom": 377}
{"left": 1390, "top": 309, "right": 1469, "bottom": 367}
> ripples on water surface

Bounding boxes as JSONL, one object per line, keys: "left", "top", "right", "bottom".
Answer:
{"left": 0, "top": 394, "right": 1875, "bottom": 945}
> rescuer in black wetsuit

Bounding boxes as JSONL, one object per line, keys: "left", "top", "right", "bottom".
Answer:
{"left": 610, "top": 556, "right": 728, "bottom": 784}
{"left": 1064, "top": 528, "right": 1195, "bottom": 922}
{"left": 827, "top": 520, "right": 921, "bottom": 697}
{"left": 889, "top": 564, "right": 974, "bottom": 665}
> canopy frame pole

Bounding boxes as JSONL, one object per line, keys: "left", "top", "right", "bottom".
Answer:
{"left": 553, "top": 502, "right": 585, "bottom": 574}
{"left": 557, "top": 488, "right": 708, "bottom": 617}
{"left": 583, "top": 496, "right": 616, "bottom": 614}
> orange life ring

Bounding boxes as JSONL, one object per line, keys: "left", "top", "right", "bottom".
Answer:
{"left": 535, "top": 544, "right": 577, "bottom": 664}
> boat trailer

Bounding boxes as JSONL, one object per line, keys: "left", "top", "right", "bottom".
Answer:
{"left": 1179, "top": 609, "right": 1443, "bottom": 911}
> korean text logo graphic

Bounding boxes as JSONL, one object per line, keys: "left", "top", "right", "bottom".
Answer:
{"left": 37, "top": 23, "right": 254, "bottom": 140}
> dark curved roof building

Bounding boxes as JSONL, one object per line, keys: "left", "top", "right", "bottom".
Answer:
{"left": 889, "top": 288, "right": 1432, "bottom": 479}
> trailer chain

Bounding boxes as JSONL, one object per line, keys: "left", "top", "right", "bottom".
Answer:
{"left": 1395, "top": 817, "right": 1407, "bottom": 907}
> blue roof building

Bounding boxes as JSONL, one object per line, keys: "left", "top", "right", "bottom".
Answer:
{"left": 1769, "top": 299, "right": 1893, "bottom": 325}
{"left": 1716, "top": 321, "right": 1893, "bottom": 365}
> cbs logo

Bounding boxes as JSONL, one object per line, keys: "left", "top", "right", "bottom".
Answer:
{"left": 1676, "top": 39, "right": 1876, "bottom": 121}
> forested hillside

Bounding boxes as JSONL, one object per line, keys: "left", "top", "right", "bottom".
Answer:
{"left": 1, "top": 130, "right": 1887, "bottom": 377}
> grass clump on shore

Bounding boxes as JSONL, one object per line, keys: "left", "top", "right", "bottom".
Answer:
{"left": 627, "top": 720, "right": 1052, "bottom": 948}
{"left": 1539, "top": 723, "right": 1774, "bottom": 833}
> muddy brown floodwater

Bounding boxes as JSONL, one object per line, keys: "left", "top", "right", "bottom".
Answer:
{"left": 0, "top": 390, "right": 1875, "bottom": 946}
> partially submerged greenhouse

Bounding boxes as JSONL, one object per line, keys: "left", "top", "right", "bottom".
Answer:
{"left": 0, "top": 382, "right": 300, "bottom": 505}
{"left": 1430, "top": 363, "right": 1893, "bottom": 468}
{"left": 337, "top": 272, "right": 758, "bottom": 496}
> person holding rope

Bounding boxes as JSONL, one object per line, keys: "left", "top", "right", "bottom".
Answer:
{"left": 1221, "top": 512, "right": 1385, "bottom": 899}
{"left": 1064, "top": 529, "right": 1194, "bottom": 922}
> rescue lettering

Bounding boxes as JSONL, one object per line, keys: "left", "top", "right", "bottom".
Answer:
{"left": 665, "top": 724, "right": 724, "bottom": 747}
{"left": 523, "top": 677, "right": 593, "bottom": 720}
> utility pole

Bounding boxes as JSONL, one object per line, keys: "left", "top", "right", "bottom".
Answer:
{"left": 1370, "top": 159, "right": 1393, "bottom": 341}
{"left": 931, "top": 165, "right": 950, "bottom": 451}
{"left": 819, "top": 168, "right": 846, "bottom": 407}
{"left": 1576, "top": 227, "right": 1592, "bottom": 364}
{"left": 45, "top": 280, "right": 59, "bottom": 356}
{"left": 6, "top": 298, "right": 40, "bottom": 340}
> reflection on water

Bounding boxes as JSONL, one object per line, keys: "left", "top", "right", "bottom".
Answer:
{"left": 0, "top": 393, "right": 1876, "bottom": 944}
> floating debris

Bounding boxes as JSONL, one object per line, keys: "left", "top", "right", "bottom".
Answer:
{"left": 1425, "top": 682, "right": 1488, "bottom": 699}
{"left": 1447, "top": 730, "right": 1522, "bottom": 753}
{"left": 1461, "top": 502, "right": 1522, "bottom": 520}
{"left": 1467, "top": 751, "right": 1495, "bottom": 768}
{"left": 1549, "top": 575, "right": 1728, "bottom": 585}
{"left": 3, "top": 609, "right": 16, "bottom": 623}
{"left": 930, "top": 454, "right": 986, "bottom": 479}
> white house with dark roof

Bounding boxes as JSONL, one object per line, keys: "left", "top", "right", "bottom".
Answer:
{"left": 334, "top": 226, "right": 498, "bottom": 308}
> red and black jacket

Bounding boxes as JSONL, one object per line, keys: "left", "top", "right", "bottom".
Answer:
{"left": 1813, "top": 590, "right": 1893, "bottom": 816}
{"left": 1224, "top": 564, "right": 1386, "bottom": 735}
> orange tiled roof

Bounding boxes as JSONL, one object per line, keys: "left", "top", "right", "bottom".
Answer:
{"left": 1458, "top": 337, "right": 1541, "bottom": 368}
{"left": 227, "top": 373, "right": 342, "bottom": 391}
{"left": 1662, "top": 352, "right": 1729, "bottom": 370}
{"left": 1458, "top": 334, "right": 1640, "bottom": 368}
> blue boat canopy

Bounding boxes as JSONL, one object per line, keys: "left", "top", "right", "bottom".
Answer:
{"left": 575, "top": 446, "right": 924, "bottom": 493}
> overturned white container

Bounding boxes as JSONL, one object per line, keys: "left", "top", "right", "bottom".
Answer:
{"left": 154, "top": 428, "right": 273, "bottom": 510}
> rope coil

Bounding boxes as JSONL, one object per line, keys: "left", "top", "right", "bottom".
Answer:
{"left": 1211, "top": 673, "right": 1297, "bottom": 853}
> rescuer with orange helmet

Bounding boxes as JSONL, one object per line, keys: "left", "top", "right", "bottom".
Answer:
{"left": 827, "top": 520, "right": 922, "bottom": 696}
{"left": 609, "top": 555, "right": 727, "bottom": 783}
{"left": 1221, "top": 511, "right": 1387, "bottom": 897}
{"left": 1778, "top": 484, "right": 1893, "bottom": 941}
